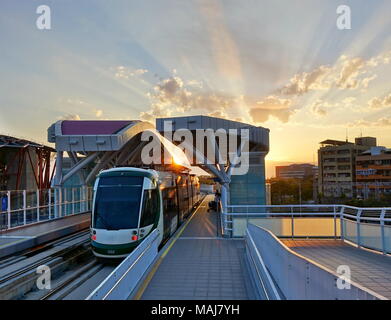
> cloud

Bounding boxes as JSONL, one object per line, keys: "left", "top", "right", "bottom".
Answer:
{"left": 60, "top": 98, "right": 107, "bottom": 120}
{"left": 141, "top": 74, "right": 300, "bottom": 124}
{"left": 335, "top": 56, "right": 365, "bottom": 89}
{"left": 309, "top": 100, "right": 328, "bottom": 117}
{"left": 249, "top": 96, "right": 294, "bottom": 123}
{"left": 367, "top": 50, "right": 391, "bottom": 67}
{"left": 279, "top": 51, "right": 391, "bottom": 96}
{"left": 114, "top": 66, "right": 148, "bottom": 79}
{"left": 361, "top": 75, "right": 377, "bottom": 89}
{"left": 59, "top": 113, "right": 81, "bottom": 120}
{"left": 140, "top": 75, "right": 238, "bottom": 121}
{"left": 368, "top": 93, "right": 391, "bottom": 109}
{"left": 348, "top": 117, "right": 391, "bottom": 127}
{"left": 95, "top": 109, "right": 103, "bottom": 118}
{"left": 208, "top": 110, "right": 228, "bottom": 118}
{"left": 281, "top": 65, "right": 331, "bottom": 95}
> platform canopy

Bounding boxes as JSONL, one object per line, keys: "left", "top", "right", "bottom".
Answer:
{"left": 48, "top": 120, "right": 191, "bottom": 187}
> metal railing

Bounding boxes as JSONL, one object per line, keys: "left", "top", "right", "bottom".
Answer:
{"left": 0, "top": 186, "right": 93, "bottom": 231}
{"left": 222, "top": 204, "right": 391, "bottom": 254}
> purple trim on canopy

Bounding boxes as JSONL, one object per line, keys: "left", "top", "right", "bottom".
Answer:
{"left": 61, "top": 120, "right": 134, "bottom": 135}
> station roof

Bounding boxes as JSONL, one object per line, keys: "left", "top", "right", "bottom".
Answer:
{"left": 61, "top": 120, "right": 134, "bottom": 135}
{"left": 48, "top": 120, "right": 154, "bottom": 152}
{"left": 0, "top": 134, "right": 55, "bottom": 151}
{"left": 156, "top": 115, "right": 270, "bottom": 151}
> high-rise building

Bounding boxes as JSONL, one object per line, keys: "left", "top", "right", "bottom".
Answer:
{"left": 356, "top": 146, "right": 391, "bottom": 199}
{"left": 318, "top": 137, "right": 377, "bottom": 198}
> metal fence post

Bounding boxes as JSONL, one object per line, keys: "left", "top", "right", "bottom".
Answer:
{"left": 380, "top": 209, "right": 386, "bottom": 255}
{"left": 246, "top": 206, "right": 249, "bottom": 230}
{"left": 82, "top": 186, "right": 86, "bottom": 212}
{"left": 36, "top": 189, "right": 40, "bottom": 222}
{"left": 72, "top": 188, "right": 75, "bottom": 215}
{"left": 59, "top": 188, "right": 63, "bottom": 217}
{"left": 291, "top": 206, "right": 294, "bottom": 239}
{"left": 64, "top": 188, "right": 67, "bottom": 216}
{"left": 54, "top": 188, "right": 58, "bottom": 218}
{"left": 7, "top": 191, "right": 11, "bottom": 229}
{"left": 356, "top": 209, "right": 362, "bottom": 248}
{"left": 333, "top": 206, "right": 337, "bottom": 239}
{"left": 48, "top": 189, "right": 52, "bottom": 220}
{"left": 340, "top": 206, "right": 345, "bottom": 240}
{"left": 23, "top": 190, "right": 26, "bottom": 226}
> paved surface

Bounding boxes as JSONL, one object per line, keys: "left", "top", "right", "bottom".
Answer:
{"left": 141, "top": 196, "right": 255, "bottom": 300}
{"left": 282, "top": 239, "right": 391, "bottom": 299}
{"left": 0, "top": 213, "right": 90, "bottom": 258}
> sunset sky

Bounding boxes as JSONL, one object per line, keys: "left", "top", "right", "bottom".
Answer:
{"left": 1, "top": 0, "right": 391, "bottom": 177}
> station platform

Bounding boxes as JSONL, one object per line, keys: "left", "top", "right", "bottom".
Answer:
{"left": 282, "top": 239, "right": 391, "bottom": 299}
{"left": 137, "top": 196, "right": 256, "bottom": 300}
{"left": 0, "top": 213, "right": 90, "bottom": 259}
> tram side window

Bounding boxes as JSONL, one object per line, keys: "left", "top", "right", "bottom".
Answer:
{"left": 140, "top": 189, "right": 159, "bottom": 227}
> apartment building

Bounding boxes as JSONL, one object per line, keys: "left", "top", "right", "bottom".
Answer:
{"left": 356, "top": 146, "right": 391, "bottom": 199}
{"left": 275, "top": 163, "right": 317, "bottom": 179}
{"left": 318, "top": 137, "right": 377, "bottom": 198}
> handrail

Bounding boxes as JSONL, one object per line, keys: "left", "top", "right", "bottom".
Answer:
{"left": 0, "top": 186, "right": 92, "bottom": 230}
{"left": 86, "top": 229, "right": 160, "bottom": 300}
{"left": 221, "top": 203, "right": 391, "bottom": 254}
{"left": 246, "top": 227, "right": 281, "bottom": 300}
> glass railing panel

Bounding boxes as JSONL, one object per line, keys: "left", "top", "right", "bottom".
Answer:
{"left": 359, "top": 223, "right": 382, "bottom": 251}
{"left": 294, "top": 217, "right": 340, "bottom": 237}
{"left": 232, "top": 216, "right": 293, "bottom": 237}
{"left": 343, "top": 219, "right": 357, "bottom": 243}
{"left": 384, "top": 225, "right": 391, "bottom": 253}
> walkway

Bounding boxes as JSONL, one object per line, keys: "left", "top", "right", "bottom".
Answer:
{"left": 282, "top": 239, "right": 391, "bottom": 299}
{"left": 139, "top": 196, "right": 256, "bottom": 300}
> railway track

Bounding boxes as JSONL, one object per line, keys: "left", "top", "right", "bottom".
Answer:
{"left": 38, "top": 262, "right": 117, "bottom": 300}
{"left": 0, "top": 230, "right": 96, "bottom": 300}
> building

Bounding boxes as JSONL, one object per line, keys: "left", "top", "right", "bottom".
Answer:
{"left": 318, "top": 137, "right": 377, "bottom": 198}
{"left": 0, "top": 135, "right": 55, "bottom": 190}
{"left": 275, "top": 163, "right": 317, "bottom": 179}
{"left": 356, "top": 146, "right": 391, "bottom": 199}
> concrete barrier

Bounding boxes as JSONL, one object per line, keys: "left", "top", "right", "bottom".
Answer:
{"left": 86, "top": 229, "right": 160, "bottom": 300}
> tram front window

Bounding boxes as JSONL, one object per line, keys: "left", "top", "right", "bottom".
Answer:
{"left": 93, "top": 176, "right": 143, "bottom": 230}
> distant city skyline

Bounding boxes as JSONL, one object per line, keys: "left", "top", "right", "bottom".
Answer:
{"left": 1, "top": 0, "right": 391, "bottom": 169}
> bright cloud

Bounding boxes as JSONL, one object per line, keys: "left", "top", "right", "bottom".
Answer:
{"left": 368, "top": 93, "right": 391, "bottom": 109}
{"left": 114, "top": 66, "right": 148, "bottom": 79}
